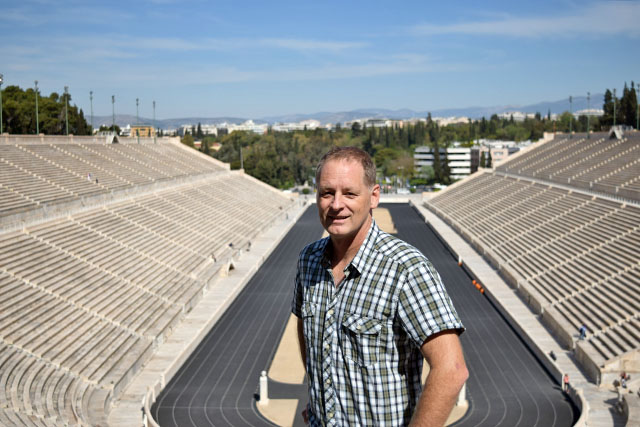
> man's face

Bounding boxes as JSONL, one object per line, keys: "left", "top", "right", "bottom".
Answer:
{"left": 316, "top": 158, "right": 380, "bottom": 241}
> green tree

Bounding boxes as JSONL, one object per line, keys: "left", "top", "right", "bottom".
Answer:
{"left": 0, "top": 85, "right": 90, "bottom": 134}
{"left": 621, "top": 82, "right": 637, "bottom": 127}
{"left": 200, "top": 138, "right": 210, "bottom": 155}
{"left": 351, "top": 121, "right": 362, "bottom": 137}
{"left": 181, "top": 133, "right": 194, "bottom": 148}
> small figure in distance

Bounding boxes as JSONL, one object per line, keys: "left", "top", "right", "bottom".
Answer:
{"left": 579, "top": 324, "right": 587, "bottom": 340}
{"left": 563, "top": 373, "right": 570, "bottom": 392}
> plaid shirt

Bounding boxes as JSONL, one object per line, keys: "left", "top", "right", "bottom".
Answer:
{"left": 292, "top": 220, "right": 464, "bottom": 426}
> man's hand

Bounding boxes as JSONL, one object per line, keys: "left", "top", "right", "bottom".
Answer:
{"left": 410, "top": 330, "right": 468, "bottom": 427}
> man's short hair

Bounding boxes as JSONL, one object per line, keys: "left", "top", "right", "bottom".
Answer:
{"left": 316, "top": 146, "right": 377, "bottom": 188}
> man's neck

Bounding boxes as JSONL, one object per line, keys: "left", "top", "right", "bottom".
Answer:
{"left": 329, "top": 215, "right": 372, "bottom": 267}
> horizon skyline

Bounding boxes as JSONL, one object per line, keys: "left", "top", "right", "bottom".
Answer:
{"left": 3, "top": 1, "right": 639, "bottom": 119}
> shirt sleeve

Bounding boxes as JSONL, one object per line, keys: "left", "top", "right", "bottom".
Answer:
{"left": 396, "top": 258, "right": 464, "bottom": 348}
{"left": 291, "top": 255, "right": 304, "bottom": 318}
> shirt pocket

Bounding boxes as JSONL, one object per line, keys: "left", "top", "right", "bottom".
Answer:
{"left": 341, "top": 313, "right": 383, "bottom": 368}
{"left": 302, "top": 302, "right": 317, "bottom": 348}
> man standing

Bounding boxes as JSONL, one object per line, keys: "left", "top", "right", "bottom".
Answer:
{"left": 292, "top": 147, "right": 468, "bottom": 426}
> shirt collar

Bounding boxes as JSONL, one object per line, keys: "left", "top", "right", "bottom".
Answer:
{"left": 317, "top": 218, "right": 380, "bottom": 274}
{"left": 349, "top": 218, "right": 380, "bottom": 275}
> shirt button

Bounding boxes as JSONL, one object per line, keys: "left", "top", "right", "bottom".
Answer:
{"left": 328, "top": 411, "right": 334, "bottom": 418}
{"left": 327, "top": 309, "right": 334, "bottom": 317}
{"left": 325, "top": 377, "right": 331, "bottom": 385}
{"left": 324, "top": 342, "right": 330, "bottom": 350}
{"left": 356, "top": 324, "right": 362, "bottom": 331}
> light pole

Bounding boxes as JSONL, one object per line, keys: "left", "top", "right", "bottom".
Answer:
{"left": 136, "top": 97, "right": 140, "bottom": 143}
{"left": 587, "top": 92, "right": 591, "bottom": 139}
{"left": 89, "top": 91, "right": 94, "bottom": 133}
{"left": 64, "top": 86, "right": 69, "bottom": 135}
{"left": 0, "top": 73, "right": 3, "bottom": 134}
{"left": 111, "top": 95, "right": 116, "bottom": 134}
{"left": 569, "top": 95, "right": 572, "bottom": 138}
{"left": 636, "top": 86, "right": 639, "bottom": 131}
{"left": 613, "top": 88, "right": 617, "bottom": 128}
{"left": 35, "top": 80, "right": 39, "bottom": 134}
{"left": 153, "top": 100, "right": 156, "bottom": 143}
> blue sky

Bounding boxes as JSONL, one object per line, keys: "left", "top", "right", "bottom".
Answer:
{"left": 2, "top": 0, "right": 639, "bottom": 119}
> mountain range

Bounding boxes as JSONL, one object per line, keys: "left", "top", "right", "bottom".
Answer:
{"left": 90, "top": 93, "right": 604, "bottom": 129}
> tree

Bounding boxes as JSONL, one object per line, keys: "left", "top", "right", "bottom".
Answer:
{"left": 602, "top": 89, "right": 614, "bottom": 127}
{"left": 351, "top": 121, "right": 362, "bottom": 137}
{"left": 181, "top": 133, "right": 194, "bottom": 148}
{"left": 621, "top": 82, "right": 637, "bottom": 127}
{"left": 200, "top": 138, "right": 210, "bottom": 155}
{"left": 98, "top": 124, "right": 121, "bottom": 135}
{"left": 480, "top": 151, "right": 486, "bottom": 168}
{"left": 0, "top": 85, "right": 91, "bottom": 134}
{"left": 486, "top": 150, "right": 492, "bottom": 168}
{"left": 197, "top": 122, "right": 204, "bottom": 139}
{"left": 432, "top": 139, "right": 443, "bottom": 183}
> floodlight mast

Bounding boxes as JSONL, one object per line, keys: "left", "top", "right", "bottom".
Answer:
{"left": 35, "top": 81, "right": 39, "bottom": 135}
{"left": 613, "top": 88, "right": 617, "bottom": 128}
{"left": 569, "top": 96, "right": 572, "bottom": 138}
{"left": 587, "top": 92, "right": 591, "bottom": 139}
{"left": 153, "top": 100, "right": 156, "bottom": 143}
{"left": 0, "top": 73, "right": 3, "bottom": 134}
{"left": 636, "top": 86, "right": 639, "bottom": 131}
{"left": 90, "top": 91, "right": 94, "bottom": 134}
{"left": 112, "top": 95, "right": 115, "bottom": 134}
{"left": 64, "top": 86, "right": 69, "bottom": 135}
{"left": 136, "top": 98, "right": 140, "bottom": 143}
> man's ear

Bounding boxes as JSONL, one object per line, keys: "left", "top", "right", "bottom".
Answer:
{"left": 370, "top": 184, "right": 380, "bottom": 209}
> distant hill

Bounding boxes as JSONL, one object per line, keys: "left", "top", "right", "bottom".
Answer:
{"left": 91, "top": 94, "right": 604, "bottom": 129}
{"left": 262, "top": 94, "right": 605, "bottom": 124}
{"left": 91, "top": 115, "right": 266, "bottom": 130}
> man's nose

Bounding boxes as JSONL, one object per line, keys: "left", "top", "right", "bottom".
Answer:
{"left": 330, "top": 194, "right": 343, "bottom": 210}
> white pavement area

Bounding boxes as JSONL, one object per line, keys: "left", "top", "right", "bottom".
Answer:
{"left": 108, "top": 196, "right": 311, "bottom": 426}
{"left": 412, "top": 197, "right": 624, "bottom": 427}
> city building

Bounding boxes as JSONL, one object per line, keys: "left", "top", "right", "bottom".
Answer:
{"left": 414, "top": 146, "right": 475, "bottom": 180}
{"left": 130, "top": 125, "right": 155, "bottom": 137}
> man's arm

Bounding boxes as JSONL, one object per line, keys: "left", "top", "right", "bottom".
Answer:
{"left": 297, "top": 317, "right": 306, "bottom": 368}
{"left": 410, "top": 330, "right": 468, "bottom": 427}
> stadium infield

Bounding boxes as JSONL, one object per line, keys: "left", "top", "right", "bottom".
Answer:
{"left": 150, "top": 203, "right": 579, "bottom": 426}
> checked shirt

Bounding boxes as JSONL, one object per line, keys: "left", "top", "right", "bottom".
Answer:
{"left": 292, "top": 220, "right": 464, "bottom": 426}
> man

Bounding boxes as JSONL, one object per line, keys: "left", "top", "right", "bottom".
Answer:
{"left": 292, "top": 146, "right": 468, "bottom": 426}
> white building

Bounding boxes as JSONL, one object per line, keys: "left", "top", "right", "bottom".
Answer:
{"left": 433, "top": 116, "right": 469, "bottom": 126}
{"left": 272, "top": 119, "right": 321, "bottom": 132}
{"left": 414, "top": 146, "right": 473, "bottom": 180}
{"left": 573, "top": 108, "right": 604, "bottom": 117}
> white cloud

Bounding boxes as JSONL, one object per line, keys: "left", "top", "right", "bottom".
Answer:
{"left": 96, "top": 53, "right": 465, "bottom": 86}
{"left": 258, "top": 38, "right": 367, "bottom": 52}
{"left": 412, "top": 2, "right": 640, "bottom": 38}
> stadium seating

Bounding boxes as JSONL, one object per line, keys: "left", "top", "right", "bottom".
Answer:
{"left": 0, "top": 140, "right": 227, "bottom": 219}
{"left": 496, "top": 132, "right": 640, "bottom": 201}
{"left": 0, "top": 137, "right": 293, "bottom": 425}
{"left": 427, "top": 132, "right": 640, "bottom": 381}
